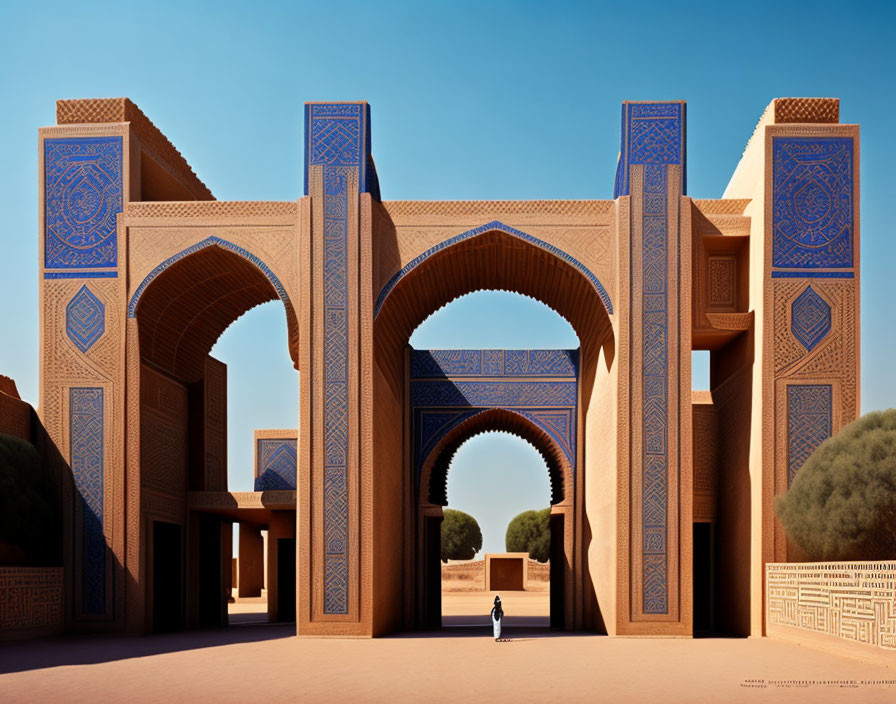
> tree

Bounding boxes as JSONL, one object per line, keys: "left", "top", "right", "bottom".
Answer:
{"left": 0, "top": 433, "right": 60, "bottom": 566}
{"left": 505, "top": 508, "right": 550, "bottom": 562}
{"left": 440, "top": 509, "right": 482, "bottom": 562}
{"left": 775, "top": 409, "right": 896, "bottom": 561}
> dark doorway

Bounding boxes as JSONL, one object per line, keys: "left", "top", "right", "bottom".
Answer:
{"left": 276, "top": 538, "right": 296, "bottom": 622}
{"left": 550, "top": 512, "right": 565, "bottom": 629}
{"left": 152, "top": 521, "right": 184, "bottom": 633}
{"left": 423, "top": 515, "right": 442, "bottom": 629}
{"left": 198, "top": 514, "right": 224, "bottom": 628}
{"left": 693, "top": 522, "right": 715, "bottom": 635}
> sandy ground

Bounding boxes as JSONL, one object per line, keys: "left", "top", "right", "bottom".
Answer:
{"left": 442, "top": 589, "right": 549, "bottom": 627}
{"left": 1, "top": 615, "right": 894, "bottom": 703}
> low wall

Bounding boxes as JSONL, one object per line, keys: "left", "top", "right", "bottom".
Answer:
{"left": 767, "top": 562, "right": 896, "bottom": 662}
{"left": 0, "top": 567, "right": 64, "bottom": 640}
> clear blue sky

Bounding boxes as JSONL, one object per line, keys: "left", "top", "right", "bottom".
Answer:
{"left": 1, "top": 1, "right": 894, "bottom": 554}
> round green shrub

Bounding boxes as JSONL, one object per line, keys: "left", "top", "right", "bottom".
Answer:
{"left": 505, "top": 508, "right": 550, "bottom": 562}
{"left": 775, "top": 409, "right": 896, "bottom": 561}
{"left": 441, "top": 509, "right": 482, "bottom": 562}
{"left": 0, "top": 433, "right": 60, "bottom": 566}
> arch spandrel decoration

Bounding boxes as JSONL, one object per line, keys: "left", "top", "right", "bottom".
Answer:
{"left": 410, "top": 349, "right": 578, "bottom": 504}
{"left": 375, "top": 221, "right": 614, "bottom": 318}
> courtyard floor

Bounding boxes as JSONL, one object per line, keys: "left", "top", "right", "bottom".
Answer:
{"left": 1, "top": 599, "right": 893, "bottom": 703}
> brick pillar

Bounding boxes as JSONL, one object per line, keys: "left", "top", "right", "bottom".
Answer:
{"left": 615, "top": 102, "right": 693, "bottom": 635}
{"left": 299, "top": 102, "right": 376, "bottom": 634}
{"left": 39, "top": 119, "right": 134, "bottom": 630}
{"left": 238, "top": 524, "right": 264, "bottom": 598}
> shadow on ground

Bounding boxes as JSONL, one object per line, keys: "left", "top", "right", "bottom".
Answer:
{"left": 0, "top": 622, "right": 294, "bottom": 675}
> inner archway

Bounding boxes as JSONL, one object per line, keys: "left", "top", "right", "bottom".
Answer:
{"left": 370, "top": 223, "right": 615, "bottom": 634}
{"left": 128, "top": 240, "right": 299, "bottom": 633}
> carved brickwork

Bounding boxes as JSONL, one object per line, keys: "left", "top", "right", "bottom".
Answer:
{"left": 786, "top": 385, "right": 832, "bottom": 486}
{"left": 306, "top": 102, "right": 373, "bottom": 617}
{"left": 44, "top": 137, "right": 122, "bottom": 274}
{"left": 204, "top": 357, "right": 227, "bottom": 491}
{"left": 692, "top": 396, "right": 719, "bottom": 522}
{"left": 708, "top": 257, "right": 735, "bottom": 308}
{"left": 0, "top": 568, "right": 63, "bottom": 637}
{"left": 70, "top": 387, "right": 105, "bottom": 615}
{"left": 773, "top": 98, "right": 840, "bottom": 125}
{"left": 140, "top": 366, "right": 188, "bottom": 498}
{"left": 767, "top": 563, "right": 896, "bottom": 650}
{"left": 66, "top": 285, "right": 105, "bottom": 353}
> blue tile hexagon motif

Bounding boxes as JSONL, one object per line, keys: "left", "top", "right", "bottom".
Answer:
{"left": 791, "top": 286, "right": 831, "bottom": 352}
{"left": 66, "top": 285, "right": 105, "bottom": 353}
{"left": 772, "top": 137, "right": 853, "bottom": 269}
{"left": 255, "top": 439, "right": 298, "bottom": 491}
{"left": 44, "top": 137, "right": 123, "bottom": 271}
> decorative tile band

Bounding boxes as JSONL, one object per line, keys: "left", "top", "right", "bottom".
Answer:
{"left": 45, "top": 137, "right": 122, "bottom": 271}
{"left": 614, "top": 102, "right": 686, "bottom": 198}
{"left": 69, "top": 387, "right": 105, "bottom": 616}
{"left": 374, "top": 221, "right": 613, "bottom": 318}
{"left": 787, "top": 384, "right": 832, "bottom": 486}
{"left": 127, "top": 236, "right": 293, "bottom": 318}
{"left": 307, "top": 103, "right": 369, "bottom": 615}
{"left": 410, "top": 349, "right": 578, "bottom": 378}
{"left": 771, "top": 271, "right": 854, "bottom": 279}
{"left": 45, "top": 271, "right": 117, "bottom": 279}
{"left": 255, "top": 438, "right": 298, "bottom": 491}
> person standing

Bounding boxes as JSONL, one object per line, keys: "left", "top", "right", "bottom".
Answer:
{"left": 491, "top": 595, "right": 504, "bottom": 641}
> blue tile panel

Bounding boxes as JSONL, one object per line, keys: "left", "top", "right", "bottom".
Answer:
{"left": 306, "top": 103, "right": 370, "bottom": 615}
{"left": 614, "top": 102, "right": 686, "bottom": 198}
{"left": 771, "top": 271, "right": 854, "bottom": 279}
{"left": 374, "top": 221, "right": 613, "bottom": 319}
{"left": 787, "top": 385, "right": 832, "bottom": 485}
{"left": 127, "top": 236, "right": 293, "bottom": 317}
{"left": 410, "top": 349, "right": 578, "bottom": 379}
{"left": 790, "top": 286, "right": 831, "bottom": 352}
{"left": 45, "top": 271, "right": 118, "bottom": 279}
{"left": 45, "top": 137, "right": 122, "bottom": 273}
{"left": 772, "top": 137, "right": 853, "bottom": 270}
{"left": 70, "top": 388, "right": 105, "bottom": 616}
{"left": 66, "top": 285, "right": 105, "bottom": 353}
{"left": 410, "top": 349, "right": 578, "bottom": 492}
{"left": 618, "top": 101, "right": 686, "bottom": 616}
{"left": 255, "top": 438, "right": 298, "bottom": 490}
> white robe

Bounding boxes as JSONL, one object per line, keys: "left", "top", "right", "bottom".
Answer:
{"left": 491, "top": 609, "right": 502, "bottom": 639}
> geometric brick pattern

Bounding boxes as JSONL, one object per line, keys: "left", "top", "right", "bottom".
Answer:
{"left": 767, "top": 563, "right": 896, "bottom": 650}
{"left": 0, "top": 568, "right": 63, "bottom": 633}
{"left": 69, "top": 387, "right": 105, "bottom": 616}
{"left": 787, "top": 384, "right": 832, "bottom": 486}
{"left": 620, "top": 102, "right": 686, "bottom": 616}
{"left": 410, "top": 349, "right": 578, "bottom": 490}
{"left": 614, "top": 102, "right": 685, "bottom": 198}
{"left": 772, "top": 137, "right": 853, "bottom": 270}
{"left": 306, "top": 103, "right": 369, "bottom": 616}
{"left": 790, "top": 285, "right": 831, "bottom": 352}
{"left": 65, "top": 285, "right": 105, "bottom": 353}
{"left": 255, "top": 438, "right": 298, "bottom": 491}
{"left": 44, "top": 137, "right": 122, "bottom": 273}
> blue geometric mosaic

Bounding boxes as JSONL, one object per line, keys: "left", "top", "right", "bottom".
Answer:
{"left": 791, "top": 286, "right": 831, "bottom": 352}
{"left": 128, "top": 236, "right": 293, "bottom": 318}
{"left": 410, "top": 349, "right": 578, "bottom": 493}
{"left": 69, "top": 387, "right": 105, "bottom": 616}
{"left": 788, "top": 385, "right": 832, "bottom": 485}
{"left": 614, "top": 102, "right": 686, "bottom": 198}
{"left": 44, "top": 137, "right": 122, "bottom": 273}
{"left": 375, "top": 221, "right": 613, "bottom": 319}
{"left": 66, "top": 285, "right": 105, "bottom": 353}
{"left": 772, "top": 137, "right": 853, "bottom": 270}
{"left": 255, "top": 438, "right": 298, "bottom": 490}
{"left": 616, "top": 101, "right": 686, "bottom": 616}
{"left": 306, "top": 103, "right": 371, "bottom": 615}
